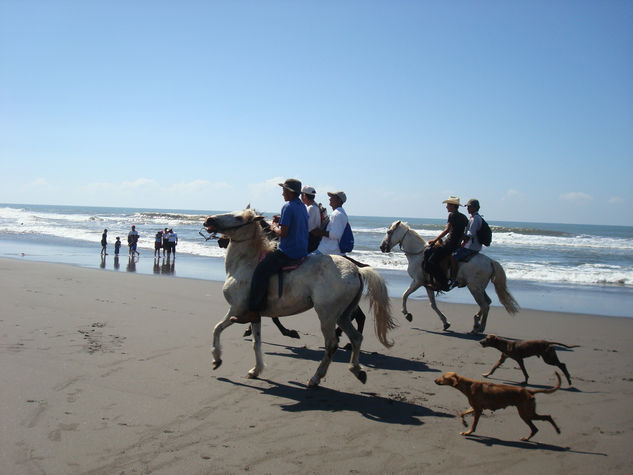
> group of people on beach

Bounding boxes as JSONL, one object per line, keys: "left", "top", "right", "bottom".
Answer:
{"left": 99, "top": 225, "right": 178, "bottom": 259}
{"left": 228, "top": 178, "right": 486, "bottom": 326}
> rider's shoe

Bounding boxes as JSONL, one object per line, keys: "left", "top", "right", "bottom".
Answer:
{"left": 230, "top": 311, "right": 261, "bottom": 324}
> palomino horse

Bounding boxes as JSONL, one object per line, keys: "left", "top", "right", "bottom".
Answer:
{"left": 204, "top": 209, "right": 396, "bottom": 387}
{"left": 380, "top": 220, "right": 519, "bottom": 333}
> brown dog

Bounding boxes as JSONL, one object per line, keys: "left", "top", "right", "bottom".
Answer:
{"left": 435, "top": 371, "right": 561, "bottom": 440}
{"left": 479, "top": 334, "right": 578, "bottom": 385}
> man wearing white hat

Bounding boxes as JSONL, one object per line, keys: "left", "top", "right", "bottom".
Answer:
{"left": 301, "top": 185, "right": 322, "bottom": 253}
{"left": 427, "top": 196, "right": 468, "bottom": 291}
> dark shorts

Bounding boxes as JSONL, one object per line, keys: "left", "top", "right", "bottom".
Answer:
{"left": 453, "top": 247, "right": 478, "bottom": 262}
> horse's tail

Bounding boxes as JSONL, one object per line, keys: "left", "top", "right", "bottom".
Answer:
{"left": 491, "top": 259, "right": 520, "bottom": 315}
{"left": 358, "top": 267, "right": 397, "bottom": 348}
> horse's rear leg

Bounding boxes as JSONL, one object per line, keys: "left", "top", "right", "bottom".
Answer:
{"left": 337, "top": 315, "right": 365, "bottom": 384}
{"left": 469, "top": 288, "right": 490, "bottom": 334}
{"left": 308, "top": 319, "right": 338, "bottom": 388}
{"left": 212, "top": 311, "right": 234, "bottom": 370}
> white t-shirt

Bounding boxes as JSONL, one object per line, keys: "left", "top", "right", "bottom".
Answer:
{"left": 316, "top": 207, "right": 348, "bottom": 255}
{"left": 464, "top": 213, "right": 482, "bottom": 251}
{"left": 305, "top": 203, "right": 321, "bottom": 232}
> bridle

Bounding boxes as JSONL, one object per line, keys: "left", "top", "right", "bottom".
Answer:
{"left": 386, "top": 221, "right": 425, "bottom": 255}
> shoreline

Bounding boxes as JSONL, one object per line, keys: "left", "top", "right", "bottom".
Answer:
{"left": 1, "top": 258, "right": 631, "bottom": 473}
{"left": 1, "top": 236, "right": 632, "bottom": 318}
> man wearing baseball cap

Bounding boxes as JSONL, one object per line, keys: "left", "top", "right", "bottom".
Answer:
{"left": 315, "top": 191, "right": 348, "bottom": 255}
{"left": 230, "top": 178, "right": 309, "bottom": 324}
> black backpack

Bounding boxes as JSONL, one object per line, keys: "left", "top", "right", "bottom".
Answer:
{"left": 477, "top": 217, "right": 492, "bottom": 247}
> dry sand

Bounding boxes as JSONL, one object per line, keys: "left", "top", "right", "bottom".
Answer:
{"left": 1, "top": 257, "right": 632, "bottom": 474}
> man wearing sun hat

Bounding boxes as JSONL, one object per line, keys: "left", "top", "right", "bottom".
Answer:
{"left": 427, "top": 196, "right": 468, "bottom": 293}
{"left": 230, "top": 178, "right": 309, "bottom": 324}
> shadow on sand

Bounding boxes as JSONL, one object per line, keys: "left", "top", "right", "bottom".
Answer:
{"left": 217, "top": 376, "right": 452, "bottom": 425}
{"left": 465, "top": 434, "right": 607, "bottom": 456}
{"left": 263, "top": 341, "right": 437, "bottom": 373}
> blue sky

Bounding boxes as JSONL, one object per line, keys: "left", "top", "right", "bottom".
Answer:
{"left": 1, "top": 1, "right": 632, "bottom": 225}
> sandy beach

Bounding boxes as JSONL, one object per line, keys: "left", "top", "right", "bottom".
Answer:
{"left": 1, "top": 257, "right": 632, "bottom": 474}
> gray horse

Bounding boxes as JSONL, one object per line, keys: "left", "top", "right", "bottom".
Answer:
{"left": 380, "top": 220, "right": 519, "bottom": 333}
{"left": 204, "top": 209, "right": 397, "bottom": 388}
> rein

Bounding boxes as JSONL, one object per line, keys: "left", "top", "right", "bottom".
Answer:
{"left": 395, "top": 226, "right": 426, "bottom": 255}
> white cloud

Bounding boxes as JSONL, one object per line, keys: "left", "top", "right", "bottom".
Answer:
{"left": 121, "top": 178, "right": 157, "bottom": 190}
{"left": 560, "top": 192, "right": 593, "bottom": 204}
{"left": 506, "top": 189, "right": 519, "bottom": 197}
{"left": 26, "top": 178, "right": 51, "bottom": 188}
{"left": 248, "top": 177, "right": 284, "bottom": 197}
{"left": 608, "top": 196, "right": 624, "bottom": 204}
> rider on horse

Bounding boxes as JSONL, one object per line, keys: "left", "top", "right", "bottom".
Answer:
{"left": 230, "top": 178, "right": 309, "bottom": 324}
{"left": 426, "top": 196, "right": 468, "bottom": 291}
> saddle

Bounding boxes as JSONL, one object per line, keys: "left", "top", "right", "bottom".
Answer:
{"left": 277, "top": 256, "right": 306, "bottom": 298}
{"left": 422, "top": 246, "right": 453, "bottom": 292}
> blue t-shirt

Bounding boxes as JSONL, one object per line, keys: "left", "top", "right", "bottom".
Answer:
{"left": 279, "top": 198, "right": 309, "bottom": 259}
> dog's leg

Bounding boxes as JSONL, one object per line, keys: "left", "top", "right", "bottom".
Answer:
{"left": 516, "top": 358, "right": 530, "bottom": 385}
{"left": 482, "top": 353, "right": 507, "bottom": 378}
{"left": 459, "top": 407, "right": 474, "bottom": 427}
{"left": 533, "top": 413, "right": 561, "bottom": 435}
{"left": 543, "top": 350, "right": 572, "bottom": 385}
{"left": 461, "top": 408, "right": 481, "bottom": 436}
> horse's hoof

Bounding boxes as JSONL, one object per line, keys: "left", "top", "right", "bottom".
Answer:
{"left": 286, "top": 330, "right": 300, "bottom": 339}
{"left": 357, "top": 370, "right": 367, "bottom": 384}
{"left": 247, "top": 370, "right": 259, "bottom": 379}
{"left": 342, "top": 343, "right": 352, "bottom": 351}
{"left": 243, "top": 329, "right": 252, "bottom": 337}
{"left": 212, "top": 359, "right": 222, "bottom": 370}
{"left": 405, "top": 313, "right": 413, "bottom": 322}
{"left": 443, "top": 322, "right": 451, "bottom": 331}
{"left": 307, "top": 378, "right": 319, "bottom": 389}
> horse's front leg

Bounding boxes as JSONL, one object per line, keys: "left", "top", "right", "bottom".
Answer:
{"left": 426, "top": 287, "right": 451, "bottom": 331}
{"left": 247, "top": 320, "right": 264, "bottom": 378}
{"left": 212, "top": 311, "right": 235, "bottom": 370}
{"left": 402, "top": 279, "right": 424, "bottom": 322}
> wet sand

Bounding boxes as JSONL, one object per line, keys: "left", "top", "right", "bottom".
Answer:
{"left": 1, "top": 258, "right": 631, "bottom": 474}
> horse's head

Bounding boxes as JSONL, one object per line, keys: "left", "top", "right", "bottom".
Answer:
{"left": 380, "top": 220, "right": 406, "bottom": 252}
{"left": 203, "top": 209, "right": 262, "bottom": 236}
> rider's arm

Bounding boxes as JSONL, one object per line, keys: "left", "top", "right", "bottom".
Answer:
{"left": 429, "top": 223, "right": 450, "bottom": 246}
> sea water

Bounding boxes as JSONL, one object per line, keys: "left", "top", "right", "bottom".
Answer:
{"left": 1, "top": 203, "right": 632, "bottom": 317}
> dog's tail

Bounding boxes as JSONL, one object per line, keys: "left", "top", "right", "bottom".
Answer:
{"left": 550, "top": 342, "right": 580, "bottom": 349}
{"left": 529, "top": 373, "right": 561, "bottom": 395}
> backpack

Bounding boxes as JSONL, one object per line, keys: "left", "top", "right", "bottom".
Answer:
{"left": 339, "top": 223, "right": 354, "bottom": 253}
{"left": 477, "top": 217, "right": 492, "bottom": 247}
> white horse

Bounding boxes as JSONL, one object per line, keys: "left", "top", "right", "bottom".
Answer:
{"left": 204, "top": 209, "right": 397, "bottom": 388}
{"left": 380, "top": 220, "right": 519, "bottom": 333}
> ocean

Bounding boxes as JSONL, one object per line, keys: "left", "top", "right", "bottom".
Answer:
{"left": 1, "top": 203, "right": 632, "bottom": 318}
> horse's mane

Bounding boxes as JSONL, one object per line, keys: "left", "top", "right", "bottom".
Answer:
{"left": 241, "top": 209, "right": 277, "bottom": 254}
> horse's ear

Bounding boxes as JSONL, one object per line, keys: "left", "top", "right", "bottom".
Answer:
{"left": 253, "top": 216, "right": 265, "bottom": 222}
{"left": 245, "top": 203, "right": 251, "bottom": 210}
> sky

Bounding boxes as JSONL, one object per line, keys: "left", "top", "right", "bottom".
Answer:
{"left": 1, "top": 1, "right": 632, "bottom": 225}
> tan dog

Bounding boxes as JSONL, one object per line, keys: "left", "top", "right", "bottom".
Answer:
{"left": 480, "top": 334, "right": 578, "bottom": 385}
{"left": 435, "top": 371, "right": 561, "bottom": 440}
